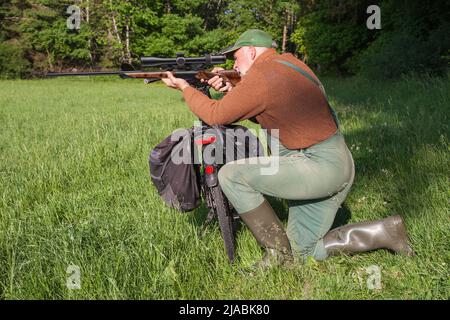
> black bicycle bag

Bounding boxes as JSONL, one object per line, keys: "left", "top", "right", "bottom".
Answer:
{"left": 149, "top": 128, "right": 200, "bottom": 212}
{"left": 149, "top": 125, "right": 264, "bottom": 212}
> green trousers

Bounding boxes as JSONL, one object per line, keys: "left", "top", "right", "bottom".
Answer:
{"left": 218, "top": 130, "right": 355, "bottom": 261}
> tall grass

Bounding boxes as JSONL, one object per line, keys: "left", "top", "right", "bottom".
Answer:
{"left": 0, "top": 76, "right": 448, "bottom": 299}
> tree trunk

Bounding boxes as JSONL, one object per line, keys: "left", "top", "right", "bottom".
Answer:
{"left": 46, "top": 49, "right": 54, "bottom": 71}
{"left": 125, "top": 23, "right": 131, "bottom": 64}
{"left": 287, "top": 9, "right": 296, "bottom": 53}
{"left": 282, "top": 9, "right": 288, "bottom": 53}
{"left": 109, "top": 0, "right": 126, "bottom": 62}
{"left": 110, "top": 7, "right": 121, "bottom": 44}
{"left": 86, "top": 0, "right": 93, "bottom": 63}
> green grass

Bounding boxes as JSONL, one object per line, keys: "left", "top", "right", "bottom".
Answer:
{"left": 0, "top": 76, "right": 449, "bottom": 299}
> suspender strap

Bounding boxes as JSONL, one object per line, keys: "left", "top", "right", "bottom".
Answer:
{"left": 274, "top": 59, "right": 339, "bottom": 127}
{"left": 275, "top": 60, "right": 322, "bottom": 88}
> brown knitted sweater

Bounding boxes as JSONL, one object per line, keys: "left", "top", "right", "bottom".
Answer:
{"left": 182, "top": 48, "right": 337, "bottom": 149}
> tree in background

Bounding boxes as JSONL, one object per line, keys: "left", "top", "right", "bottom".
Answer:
{"left": 291, "top": 0, "right": 449, "bottom": 77}
{"left": 291, "top": 0, "right": 380, "bottom": 75}
{"left": 0, "top": 0, "right": 32, "bottom": 77}
{"left": 356, "top": 0, "right": 450, "bottom": 79}
{"left": 0, "top": 0, "right": 448, "bottom": 78}
{"left": 219, "top": 0, "right": 299, "bottom": 51}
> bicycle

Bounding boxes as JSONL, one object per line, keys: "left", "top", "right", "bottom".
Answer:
{"left": 193, "top": 122, "right": 239, "bottom": 263}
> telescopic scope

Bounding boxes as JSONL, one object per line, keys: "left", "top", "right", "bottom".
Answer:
{"left": 140, "top": 52, "right": 227, "bottom": 68}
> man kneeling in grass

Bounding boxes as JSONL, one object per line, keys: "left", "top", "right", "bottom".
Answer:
{"left": 162, "top": 29, "right": 414, "bottom": 268}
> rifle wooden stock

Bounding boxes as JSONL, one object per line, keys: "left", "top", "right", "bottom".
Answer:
{"left": 194, "top": 70, "right": 241, "bottom": 86}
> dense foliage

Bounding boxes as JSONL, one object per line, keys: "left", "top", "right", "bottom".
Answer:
{"left": 0, "top": 0, "right": 448, "bottom": 78}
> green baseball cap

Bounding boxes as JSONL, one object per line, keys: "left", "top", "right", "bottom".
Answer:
{"left": 221, "top": 29, "right": 274, "bottom": 58}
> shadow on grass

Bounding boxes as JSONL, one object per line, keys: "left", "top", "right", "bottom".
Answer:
{"left": 267, "top": 196, "right": 352, "bottom": 229}
{"left": 187, "top": 201, "right": 245, "bottom": 238}
{"left": 188, "top": 193, "right": 352, "bottom": 246}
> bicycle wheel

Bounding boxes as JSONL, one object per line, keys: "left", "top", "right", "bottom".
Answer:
{"left": 210, "top": 185, "right": 236, "bottom": 263}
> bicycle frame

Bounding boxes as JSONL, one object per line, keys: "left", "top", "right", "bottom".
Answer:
{"left": 192, "top": 86, "right": 238, "bottom": 263}
{"left": 193, "top": 120, "right": 238, "bottom": 263}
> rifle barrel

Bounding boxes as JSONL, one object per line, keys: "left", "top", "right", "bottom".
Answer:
{"left": 46, "top": 70, "right": 200, "bottom": 78}
{"left": 46, "top": 71, "right": 126, "bottom": 77}
{"left": 122, "top": 70, "right": 199, "bottom": 79}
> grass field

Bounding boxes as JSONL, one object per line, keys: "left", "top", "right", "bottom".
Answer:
{"left": 0, "top": 75, "right": 449, "bottom": 299}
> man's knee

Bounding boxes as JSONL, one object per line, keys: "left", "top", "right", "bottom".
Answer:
{"left": 218, "top": 162, "right": 241, "bottom": 189}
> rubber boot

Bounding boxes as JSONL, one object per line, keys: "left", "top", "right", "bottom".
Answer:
{"left": 323, "top": 215, "right": 414, "bottom": 257}
{"left": 239, "top": 200, "right": 293, "bottom": 268}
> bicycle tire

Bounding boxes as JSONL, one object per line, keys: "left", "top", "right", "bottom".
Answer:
{"left": 210, "top": 185, "right": 236, "bottom": 263}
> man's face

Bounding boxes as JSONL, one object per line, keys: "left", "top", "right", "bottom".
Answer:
{"left": 233, "top": 46, "right": 256, "bottom": 76}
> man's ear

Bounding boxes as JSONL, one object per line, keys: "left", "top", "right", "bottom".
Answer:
{"left": 249, "top": 46, "right": 257, "bottom": 60}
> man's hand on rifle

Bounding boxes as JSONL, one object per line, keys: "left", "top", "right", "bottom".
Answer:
{"left": 162, "top": 68, "right": 233, "bottom": 93}
{"left": 162, "top": 72, "right": 190, "bottom": 91}
{"left": 202, "top": 67, "right": 233, "bottom": 92}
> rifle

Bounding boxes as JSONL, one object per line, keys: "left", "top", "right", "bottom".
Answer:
{"left": 46, "top": 53, "right": 241, "bottom": 87}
